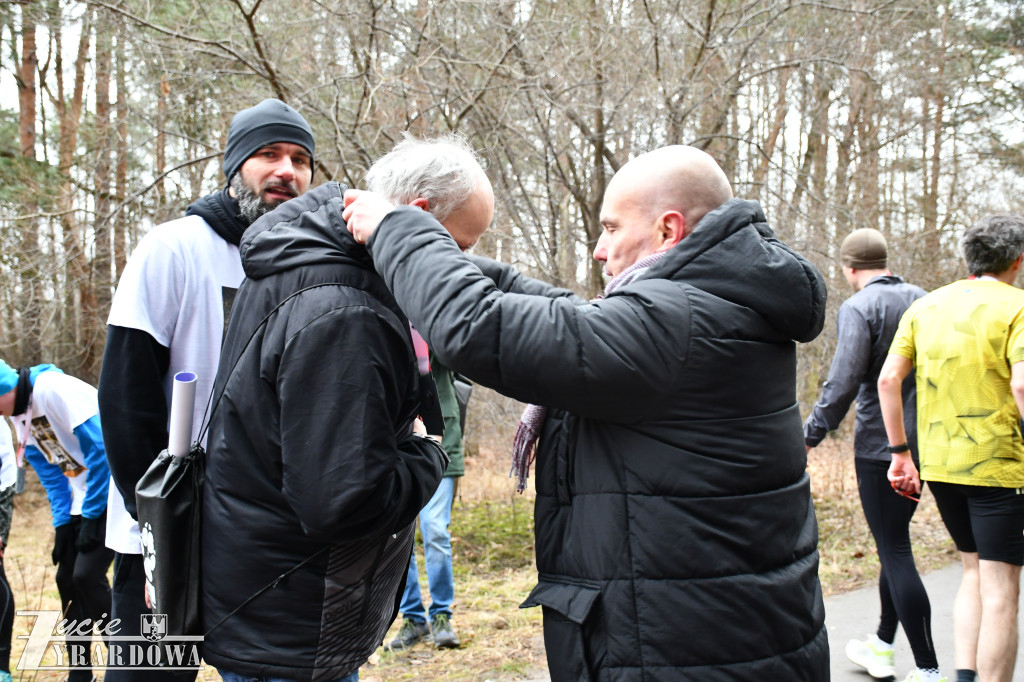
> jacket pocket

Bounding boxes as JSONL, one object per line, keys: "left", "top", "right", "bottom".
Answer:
{"left": 547, "top": 412, "right": 577, "bottom": 506}
{"left": 521, "top": 579, "right": 605, "bottom": 681}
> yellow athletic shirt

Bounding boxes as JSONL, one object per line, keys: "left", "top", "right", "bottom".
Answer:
{"left": 890, "top": 279, "right": 1024, "bottom": 487}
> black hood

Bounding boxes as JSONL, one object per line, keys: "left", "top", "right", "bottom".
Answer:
{"left": 186, "top": 188, "right": 250, "bottom": 246}
{"left": 239, "top": 182, "right": 369, "bottom": 280}
{"left": 646, "top": 198, "right": 827, "bottom": 343}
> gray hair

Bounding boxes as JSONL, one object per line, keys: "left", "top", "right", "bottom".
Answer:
{"left": 961, "top": 215, "right": 1024, "bottom": 276}
{"left": 365, "top": 133, "right": 484, "bottom": 223}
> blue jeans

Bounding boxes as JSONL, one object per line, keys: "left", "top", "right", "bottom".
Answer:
{"left": 399, "top": 476, "right": 455, "bottom": 623}
{"left": 219, "top": 671, "right": 357, "bottom": 682}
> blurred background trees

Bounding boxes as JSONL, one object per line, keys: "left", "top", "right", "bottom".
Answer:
{"left": 1, "top": 0, "right": 1023, "bottom": 423}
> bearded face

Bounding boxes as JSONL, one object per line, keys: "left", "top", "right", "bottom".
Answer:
{"left": 230, "top": 142, "right": 312, "bottom": 224}
{"left": 231, "top": 172, "right": 301, "bottom": 224}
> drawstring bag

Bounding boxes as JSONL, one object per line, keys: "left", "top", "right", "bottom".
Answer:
{"left": 135, "top": 441, "right": 205, "bottom": 637}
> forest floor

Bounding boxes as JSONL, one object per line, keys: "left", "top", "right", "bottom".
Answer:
{"left": 2, "top": 436, "right": 956, "bottom": 681}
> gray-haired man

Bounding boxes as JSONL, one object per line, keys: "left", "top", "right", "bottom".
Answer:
{"left": 365, "top": 136, "right": 491, "bottom": 651}
{"left": 880, "top": 216, "right": 1024, "bottom": 682}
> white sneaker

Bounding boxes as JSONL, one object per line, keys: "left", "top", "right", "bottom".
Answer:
{"left": 845, "top": 635, "right": 896, "bottom": 679}
{"left": 902, "top": 669, "right": 948, "bottom": 682}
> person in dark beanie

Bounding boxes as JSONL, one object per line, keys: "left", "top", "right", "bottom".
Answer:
{"left": 220, "top": 98, "right": 316, "bottom": 223}
{"left": 0, "top": 360, "right": 113, "bottom": 682}
{"left": 804, "top": 229, "right": 940, "bottom": 681}
{"left": 97, "top": 98, "right": 315, "bottom": 681}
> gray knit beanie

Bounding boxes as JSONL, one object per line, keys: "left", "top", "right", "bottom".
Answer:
{"left": 222, "top": 99, "right": 315, "bottom": 184}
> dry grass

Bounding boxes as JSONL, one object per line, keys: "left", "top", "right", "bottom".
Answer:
{"left": 2, "top": 399, "right": 958, "bottom": 680}
{"left": 6, "top": 469, "right": 85, "bottom": 681}
{"left": 362, "top": 433, "right": 546, "bottom": 682}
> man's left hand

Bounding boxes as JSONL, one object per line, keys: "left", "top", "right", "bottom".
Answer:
{"left": 343, "top": 189, "right": 396, "bottom": 244}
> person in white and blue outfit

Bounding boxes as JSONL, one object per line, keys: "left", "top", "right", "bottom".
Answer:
{"left": 0, "top": 360, "right": 112, "bottom": 682}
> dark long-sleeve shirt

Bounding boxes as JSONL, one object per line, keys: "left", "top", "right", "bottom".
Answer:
{"left": 97, "top": 325, "right": 170, "bottom": 519}
{"left": 804, "top": 274, "right": 926, "bottom": 460}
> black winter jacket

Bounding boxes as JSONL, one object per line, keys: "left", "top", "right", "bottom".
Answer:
{"left": 200, "top": 183, "right": 448, "bottom": 681}
{"left": 366, "top": 199, "right": 830, "bottom": 680}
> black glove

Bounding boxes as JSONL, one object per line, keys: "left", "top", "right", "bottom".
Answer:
{"left": 52, "top": 522, "right": 78, "bottom": 566}
{"left": 76, "top": 514, "right": 106, "bottom": 553}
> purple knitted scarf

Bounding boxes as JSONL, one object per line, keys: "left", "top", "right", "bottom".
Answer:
{"left": 510, "top": 251, "right": 666, "bottom": 492}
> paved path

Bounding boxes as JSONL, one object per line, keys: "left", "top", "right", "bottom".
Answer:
{"left": 827, "top": 562, "right": 1024, "bottom": 681}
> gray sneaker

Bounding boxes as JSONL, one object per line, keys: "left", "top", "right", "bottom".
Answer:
{"left": 388, "top": 618, "right": 430, "bottom": 651}
{"left": 431, "top": 613, "right": 460, "bottom": 649}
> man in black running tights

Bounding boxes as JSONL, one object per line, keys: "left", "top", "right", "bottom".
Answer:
{"left": 804, "top": 228, "right": 940, "bottom": 682}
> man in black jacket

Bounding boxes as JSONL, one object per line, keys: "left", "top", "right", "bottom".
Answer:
{"left": 344, "top": 145, "right": 831, "bottom": 680}
{"left": 97, "top": 98, "right": 315, "bottom": 680}
{"left": 199, "top": 152, "right": 495, "bottom": 677}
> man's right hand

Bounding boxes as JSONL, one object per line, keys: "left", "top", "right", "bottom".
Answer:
{"left": 887, "top": 452, "right": 921, "bottom": 496}
{"left": 76, "top": 514, "right": 106, "bottom": 553}
{"left": 343, "top": 189, "right": 396, "bottom": 244}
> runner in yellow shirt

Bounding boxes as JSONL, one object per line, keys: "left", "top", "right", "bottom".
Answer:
{"left": 879, "top": 215, "right": 1024, "bottom": 682}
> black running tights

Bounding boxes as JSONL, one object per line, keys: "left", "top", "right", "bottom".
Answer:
{"left": 856, "top": 457, "right": 938, "bottom": 669}
{"left": 0, "top": 557, "right": 12, "bottom": 672}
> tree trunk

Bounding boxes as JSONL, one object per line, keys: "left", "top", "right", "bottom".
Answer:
{"left": 114, "top": 21, "right": 129, "bottom": 278}
{"left": 54, "top": 5, "right": 94, "bottom": 376}
{"left": 17, "top": 0, "right": 41, "bottom": 362}
{"left": 754, "top": 65, "right": 793, "bottom": 189}
{"left": 156, "top": 78, "right": 169, "bottom": 213}
{"left": 89, "top": 8, "right": 114, "bottom": 381}
{"left": 18, "top": 1, "right": 37, "bottom": 158}
{"left": 923, "top": 81, "right": 945, "bottom": 254}
{"left": 584, "top": 0, "right": 607, "bottom": 299}
{"left": 789, "top": 66, "right": 831, "bottom": 245}
{"left": 855, "top": 79, "right": 880, "bottom": 230}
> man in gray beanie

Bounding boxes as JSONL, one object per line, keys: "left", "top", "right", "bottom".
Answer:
{"left": 97, "top": 98, "right": 315, "bottom": 681}
{"left": 804, "top": 228, "right": 940, "bottom": 682}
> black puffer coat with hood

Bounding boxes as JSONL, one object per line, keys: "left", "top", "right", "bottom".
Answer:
{"left": 365, "top": 198, "right": 830, "bottom": 681}
{"left": 200, "top": 182, "right": 448, "bottom": 681}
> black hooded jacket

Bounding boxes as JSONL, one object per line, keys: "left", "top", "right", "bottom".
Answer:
{"left": 365, "top": 199, "right": 830, "bottom": 680}
{"left": 200, "top": 182, "right": 448, "bottom": 681}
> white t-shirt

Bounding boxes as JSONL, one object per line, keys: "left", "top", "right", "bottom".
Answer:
{"left": 10, "top": 371, "right": 100, "bottom": 515}
{"left": 0, "top": 420, "right": 16, "bottom": 491}
{"left": 105, "top": 214, "right": 244, "bottom": 554}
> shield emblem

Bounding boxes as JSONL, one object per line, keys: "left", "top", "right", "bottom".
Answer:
{"left": 141, "top": 613, "right": 167, "bottom": 642}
